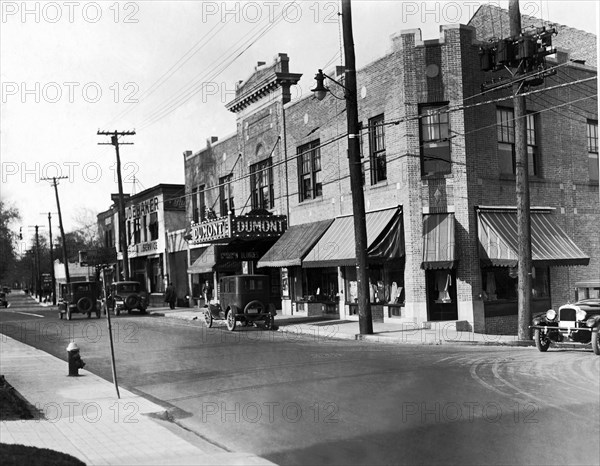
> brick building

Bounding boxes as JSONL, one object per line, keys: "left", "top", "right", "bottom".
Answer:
{"left": 98, "top": 184, "right": 187, "bottom": 306}
{"left": 183, "top": 7, "right": 598, "bottom": 333}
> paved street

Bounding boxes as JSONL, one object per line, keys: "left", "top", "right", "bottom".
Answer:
{"left": 1, "top": 292, "right": 599, "bottom": 465}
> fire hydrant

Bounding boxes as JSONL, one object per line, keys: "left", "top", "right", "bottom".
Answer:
{"left": 67, "top": 342, "right": 85, "bottom": 377}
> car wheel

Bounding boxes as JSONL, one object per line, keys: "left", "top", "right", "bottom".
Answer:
{"left": 204, "top": 310, "right": 213, "bottom": 328}
{"left": 226, "top": 309, "right": 236, "bottom": 332}
{"left": 592, "top": 331, "right": 600, "bottom": 356}
{"left": 534, "top": 329, "right": 550, "bottom": 352}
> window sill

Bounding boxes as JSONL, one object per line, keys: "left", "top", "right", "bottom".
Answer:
{"left": 298, "top": 196, "right": 324, "bottom": 206}
{"left": 421, "top": 173, "right": 453, "bottom": 182}
{"left": 366, "top": 180, "right": 389, "bottom": 190}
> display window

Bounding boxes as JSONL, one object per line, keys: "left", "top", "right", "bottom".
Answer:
{"left": 343, "top": 261, "right": 404, "bottom": 305}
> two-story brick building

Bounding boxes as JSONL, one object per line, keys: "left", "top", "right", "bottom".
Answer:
{"left": 183, "top": 5, "right": 598, "bottom": 333}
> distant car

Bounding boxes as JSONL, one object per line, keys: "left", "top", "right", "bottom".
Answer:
{"left": 530, "top": 281, "right": 600, "bottom": 355}
{"left": 2, "top": 286, "right": 11, "bottom": 294}
{"left": 105, "top": 281, "right": 148, "bottom": 316}
{"left": 0, "top": 292, "right": 8, "bottom": 308}
{"left": 203, "top": 274, "right": 276, "bottom": 331}
{"left": 58, "top": 281, "right": 100, "bottom": 320}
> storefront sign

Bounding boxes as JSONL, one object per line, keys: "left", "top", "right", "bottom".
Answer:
{"left": 126, "top": 197, "right": 159, "bottom": 219}
{"left": 188, "top": 214, "right": 287, "bottom": 244}
{"left": 189, "top": 216, "right": 231, "bottom": 244}
{"left": 127, "top": 241, "right": 159, "bottom": 255}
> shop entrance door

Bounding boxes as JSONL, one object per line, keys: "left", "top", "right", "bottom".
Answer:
{"left": 426, "top": 269, "right": 458, "bottom": 321}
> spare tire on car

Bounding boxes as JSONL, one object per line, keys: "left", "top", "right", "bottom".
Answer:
{"left": 77, "top": 297, "right": 93, "bottom": 313}
{"left": 125, "top": 295, "right": 140, "bottom": 309}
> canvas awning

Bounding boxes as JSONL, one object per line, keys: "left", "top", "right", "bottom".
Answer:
{"left": 187, "top": 246, "right": 216, "bottom": 274}
{"left": 422, "top": 213, "right": 456, "bottom": 269}
{"left": 257, "top": 219, "right": 334, "bottom": 268}
{"left": 477, "top": 207, "right": 590, "bottom": 267}
{"left": 303, "top": 207, "right": 404, "bottom": 268}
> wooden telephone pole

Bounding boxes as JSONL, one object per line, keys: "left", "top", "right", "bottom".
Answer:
{"left": 97, "top": 130, "right": 135, "bottom": 281}
{"left": 41, "top": 177, "right": 70, "bottom": 284}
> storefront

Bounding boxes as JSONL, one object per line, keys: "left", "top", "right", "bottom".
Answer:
{"left": 421, "top": 213, "right": 457, "bottom": 321}
{"left": 257, "top": 219, "right": 334, "bottom": 316}
{"left": 301, "top": 207, "right": 405, "bottom": 322}
{"left": 476, "top": 206, "right": 590, "bottom": 333}
{"left": 186, "top": 210, "right": 287, "bottom": 307}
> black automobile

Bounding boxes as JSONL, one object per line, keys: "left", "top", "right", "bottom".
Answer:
{"left": 203, "top": 275, "right": 276, "bottom": 331}
{"left": 58, "top": 281, "right": 100, "bottom": 320}
{"left": 530, "top": 281, "right": 600, "bottom": 355}
{"left": 105, "top": 281, "right": 148, "bottom": 316}
{"left": 0, "top": 292, "right": 8, "bottom": 308}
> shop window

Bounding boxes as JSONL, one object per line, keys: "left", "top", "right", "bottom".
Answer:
{"left": 481, "top": 267, "right": 549, "bottom": 302}
{"left": 301, "top": 268, "right": 338, "bottom": 302}
{"left": 588, "top": 120, "right": 599, "bottom": 182}
{"left": 344, "top": 263, "right": 404, "bottom": 305}
{"left": 133, "top": 218, "right": 141, "bottom": 244}
{"left": 369, "top": 114, "right": 386, "bottom": 184}
{"left": 298, "top": 140, "right": 322, "bottom": 201}
{"left": 250, "top": 158, "right": 274, "bottom": 210}
{"left": 420, "top": 104, "right": 451, "bottom": 176}
{"left": 219, "top": 175, "right": 234, "bottom": 216}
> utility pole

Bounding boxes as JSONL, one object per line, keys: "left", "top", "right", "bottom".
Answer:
{"left": 480, "top": 0, "right": 556, "bottom": 340}
{"left": 41, "top": 176, "right": 70, "bottom": 283}
{"left": 98, "top": 130, "right": 135, "bottom": 281}
{"left": 34, "top": 225, "right": 41, "bottom": 300}
{"left": 44, "top": 212, "right": 58, "bottom": 305}
{"left": 341, "top": 0, "right": 372, "bottom": 334}
{"left": 509, "top": 0, "right": 532, "bottom": 341}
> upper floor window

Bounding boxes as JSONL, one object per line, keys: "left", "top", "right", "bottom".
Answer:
{"left": 133, "top": 217, "right": 141, "bottom": 244}
{"left": 369, "top": 114, "right": 386, "bottom": 184}
{"left": 219, "top": 175, "right": 235, "bottom": 215}
{"left": 298, "top": 140, "right": 322, "bottom": 201}
{"left": 199, "top": 185, "right": 206, "bottom": 221}
{"left": 191, "top": 187, "right": 199, "bottom": 223}
{"left": 587, "top": 120, "right": 599, "bottom": 182}
{"left": 149, "top": 212, "right": 159, "bottom": 241}
{"left": 420, "top": 105, "right": 451, "bottom": 176}
{"left": 497, "top": 107, "right": 539, "bottom": 176}
{"left": 250, "top": 158, "right": 274, "bottom": 210}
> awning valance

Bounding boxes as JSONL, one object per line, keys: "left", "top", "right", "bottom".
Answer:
{"left": 303, "top": 207, "right": 404, "bottom": 268}
{"left": 477, "top": 207, "right": 590, "bottom": 267}
{"left": 257, "top": 219, "right": 334, "bottom": 268}
{"left": 187, "top": 246, "right": 216, "bottom": 274}
{"left": 422, "top": 213, "right": 456, "bottom": 270}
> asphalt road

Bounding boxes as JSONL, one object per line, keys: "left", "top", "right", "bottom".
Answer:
{"left": 2, "top": 291, "right": 599, "bottom": 465}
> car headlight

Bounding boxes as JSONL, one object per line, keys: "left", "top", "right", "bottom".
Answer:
{"left": 586, "top": 317, "right": 597, "bottom": 328}
{"left": 576, "top": 309, "right": 587, "bottom": 321}
{"left": 545, "top": 309, "right": 556, "bottom": 321}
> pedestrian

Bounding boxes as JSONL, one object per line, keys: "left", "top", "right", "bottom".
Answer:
{"left": 164, "top": 282, "right": 176, "bottom": 309}
{"left": 201, "top": 280, "right": 213, "bottom": 305}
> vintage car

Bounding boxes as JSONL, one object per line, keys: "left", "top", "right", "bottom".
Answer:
{"left": 58, "top": 281, "right": 100, "bottom": 320}
{"left": 105, "top": 281, "right": 148, "bottom": 316}
{"left": 0, "top": 292, "right": 8, "bottom": 308}
{"left": 530, "top": 281, "right": 600, "bottom": 355}
{"left": 203, "top": 274, "right": 276, "bottom": 331}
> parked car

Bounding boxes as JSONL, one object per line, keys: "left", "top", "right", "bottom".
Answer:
{"left": 0, "top": 292, "right": 8, "bottom": 308}
{"left": 2, "top": 286, "right": 11, "bottom": 294}
{"left": 530, "top": 281, "right": 600, "bottom": 355}
{"left": 203, "top": 274, "right": 276, "bottom": 331}
{"left": 105, "top": 281, "right": 148, "bottom": 316}
{"left": 58, "top": 281, "right": 100, "bottom": 320}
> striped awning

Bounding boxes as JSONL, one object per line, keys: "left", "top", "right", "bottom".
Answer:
{"left": 422, "top": 213, "right": 456, "bottom": 269}
{"left": 477, "top": 207, "right": 590, "bottom": 267}
{"left": 257, "top": 219, "right": 334, "bottom": 268}
{"left": 303, "top": 207, "right": 403, "bottom": 268}
{"left": 187, "top": 246, "right": 216, "bottom": 274}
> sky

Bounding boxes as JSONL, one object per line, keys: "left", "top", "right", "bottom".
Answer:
{"left": 1, "top": 0, "right": 598, "bottom": 250}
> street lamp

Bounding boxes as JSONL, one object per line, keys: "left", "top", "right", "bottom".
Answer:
{"left": 310, "top": 0, "right": 373, "bottom": 335}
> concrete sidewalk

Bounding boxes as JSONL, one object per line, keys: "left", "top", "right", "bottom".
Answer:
{"left": 149, "top": 306, "right": 541, "bottom": 347}
{"left": 0, "top": 335, "right": 275, "bottom": 465}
